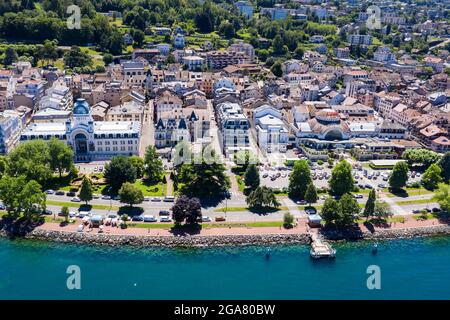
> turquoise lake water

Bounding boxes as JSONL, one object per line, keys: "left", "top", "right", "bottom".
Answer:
{"left": 1, "top": 236, "right": 449, "bottom": 300}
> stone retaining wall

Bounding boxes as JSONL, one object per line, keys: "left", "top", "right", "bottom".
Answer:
{"left": 1, "top": 225, "right": 450, "bottom": 247}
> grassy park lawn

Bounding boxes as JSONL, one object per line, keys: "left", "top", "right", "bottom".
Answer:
{"left": 395, "top": 198, "right": 435, "bottom": 205}
{"left": 215, "top": 206, "right": 288, "bottom": 213}
{"left": 46, "top": 200, "right": 119, "bottom": 211}
{"left": 384, "top": 188, "right": 434, "bottom": 197}
{"left": 134, "top": 179, "right": 166, "bottom": 196}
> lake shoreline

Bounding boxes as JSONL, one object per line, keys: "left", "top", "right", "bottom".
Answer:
{"left": 1, "top": 224, "right": 450, "bottom": 247}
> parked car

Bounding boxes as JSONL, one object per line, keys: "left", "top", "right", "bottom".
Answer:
{"left": 215, "top": 216, "right": 226, "bottom": 222}
{"left": 131, "top": 216, "right": 144, "bottom": 222}
{"left": 305, "top": 207, "right": 317, "bottom": 215}
{"left": 92, "top": 194, "right": 100, "bottom": 199}
{"left": 159, "top": 210, "right": 170, "bottom": 216}
{"left": 151, "top": 197, "right": 162, "bottom": 202}
{"left": 0, "top": 203, "right": 5, "bottom": 210}
{"left": 143, "top": 215, "right": 157, "bottom": 222}
{"left": 55, "top": 190, "right": 65, "bottom": 196}
{"left": 40, "top": 209, "right": 52, "bottom": 215}
{"left": 296, "top": 200, "right": 307, "bottom": 205}
{"left": 353, "top": 194, "right": 364, "bottom": 199}
{"left": 160, "top": 217, "right": 172, "bottom": 223}
{"left": 66, "top": 192, "right": 76, "bottom": 197}
{"left": 432, "top": 207, "right": 441, "bottom": 213}
{"left": 365, "top": 184, "right": 373, "bottom": 189}
{"left": 71, "top": 197, "right": 81, "bottom": 202}
{"left": 44, "top": 189, "right": 55, "bottom": 194}
{"left": 101, "top": 195, "right": 111, "bottom": 200}
{"left": 143, "top": 196, "right": 151, "bottom": 201}
{"left": 77, "top": 224, "right": 84, "bottom": 232}
{"left": 412, "top": 209, "right": 421, "bottom": 214}
{"left": 163, "top": 196, "right": 175, "bottom": 202}
{"left": 202, "top": 216, "right": 212, "bottom": 222}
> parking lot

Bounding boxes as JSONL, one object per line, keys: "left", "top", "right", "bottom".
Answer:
{"left": 258, "top": 162, "right": 424, "bottom": 193}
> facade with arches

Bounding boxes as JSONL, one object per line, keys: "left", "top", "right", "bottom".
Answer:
{"left": 20, "top": 99, "right": 141, "bottom": 162}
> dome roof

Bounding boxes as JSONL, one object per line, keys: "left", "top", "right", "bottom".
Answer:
{"left": 73, "top": 98, "right": 90, "bottom": 115}
{"left": 316, "top": 108, "right": 340, "bottom": 123}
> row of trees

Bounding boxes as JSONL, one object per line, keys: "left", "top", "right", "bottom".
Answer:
{"left": 104, "top": 146, "right": 163, "bottom": 192}
{"left": 288, "top": 159, "right": 354, "bottom": 199}
{"left": 0, "top": 138, "right": 74, "bottom": 186}
{"left": 388, "top": 152, "right": 450, "bottom": 191}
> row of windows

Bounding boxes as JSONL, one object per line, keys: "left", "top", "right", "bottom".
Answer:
{"left": 94, "top": 133, "right": 139, "bottom": 139}
{"left": 97, "top": 146, "right": 136, "bottom": 152}
{"left": 97, "top": 140, "right": 136, "bottom": 145}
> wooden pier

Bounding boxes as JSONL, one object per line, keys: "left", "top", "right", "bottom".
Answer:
{"left": 309, "top": 230, "right": 336, "bottom": 259}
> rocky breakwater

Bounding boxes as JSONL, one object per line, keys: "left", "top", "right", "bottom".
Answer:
{"left": 322, "top": 224, "right": 450, "bottom": 241}
{"left": 12, "top": 229, "right": 311, "bottom": 247}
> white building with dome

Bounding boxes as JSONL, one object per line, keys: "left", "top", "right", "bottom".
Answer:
{"left": 20, "top": 98, "right": 141, "bottom": 162}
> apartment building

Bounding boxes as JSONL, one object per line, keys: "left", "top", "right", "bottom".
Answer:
{"left": 122, "top": 61, "right": 146, "bottom": 87}
{"left": 215, "top": 102, "right": 250, "bottom": 157}
{"left": 204, "top": 51, "right": 248, "bottom": 70}
{"left": 0, "top": 110, "right": 22, "bottom": 154}
{"left": 347, "top": 34, "right": 373, "bottom": 46}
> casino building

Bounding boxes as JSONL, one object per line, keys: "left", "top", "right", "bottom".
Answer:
{"left": 20, "top": 99, "right": 141, "bottom": 161}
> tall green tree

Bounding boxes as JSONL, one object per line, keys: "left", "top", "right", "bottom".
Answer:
{"left": 0, "top": 156, "right": 8, "bottom": 178}
{"left": 79, "top": 176, "right": 93, "bottom": 204}
{"left": 130, "top": 155, "right": 145, "bottom": 179}
{"left": 0, "top": 175, "right": 45, "bottom": 222}
{"left": 389, "top": 161, "right": 409, "bottom": 190}
{"left": 433, "top": 183, "right": 450, "bottom": 213}
{"left": 20, "top": 180, "right": 46, "bottom": 222}
{"left": 3, "top": 47, "right": 18, "bottom": 65}
{"left": 337, "top": 193, "right": 359, "bottom": 227}
{"left": 7, "top": 140, "right": 52, "bottom": 186}
{"left": 421, "top": 163, "right": 443, "bottom": 190}
{"left": 177, "top": 150, "right": 230, "bottom": 198}
{"left": 171, "top": 195, "right": 202, "bottom": 226}
{"left": 402, "top": 149, "right": 441, "bottom": 169}
{"left": 283, "top": 212, "right": 295, "bottom": 229}
{"left": 438, "top": 152, "right": 450, "bottom": 183}
{"left": 244, "top": 164, "right": 260, "bottom": 190}
{"left": 64, "top": 46, "right": 92, "bottom": 69}
{"left": 48, "top": 138, "right": 73, "bottom": 177}
{"left": 304, "top": 183, "right": 317, "bottom": 206}
{"left": 118, "top": 182, "right": 144, "bottom": 207}
{"left": 104, "top": 156, "right": 137, "bottom": 192}
{"left": 288, "top": 159, "right": 312, "bottom": 199}
{"left": 270, "top": 60, "right": 283, "bottom": 77}
{"left": 373, "top": 201, "right": 392, "bottom": 220}
{"left": 329, "top": 160, "right": 354, "bottom": 196}
{"left": 246, "top": 186, "right": 280, "bottom": 209}
{"left": 362, "top": 189, "right": 376, "bottom": 221}
{"left": 61, "top": 206, "right": 70, "bottom": 223}
{"left": 321, "top": 197, "right": 340, "bottom": 226}
{"left": 144, "top": 146, "right": 163, "bottom": 183}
